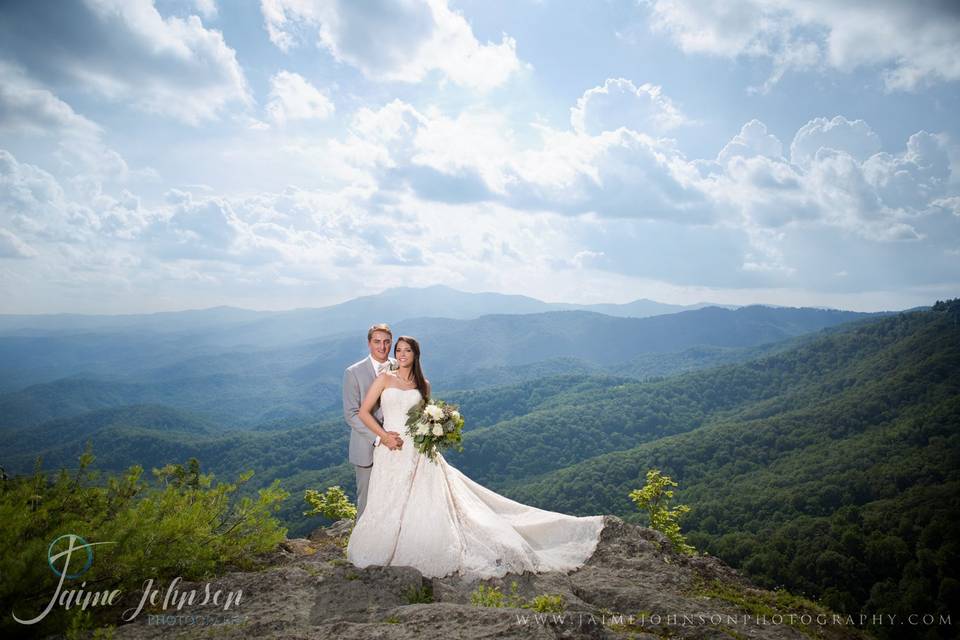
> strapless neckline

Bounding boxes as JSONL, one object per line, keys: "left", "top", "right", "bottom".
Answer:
{"left": 383, "top": 387, "right": 420, "bottom": 395}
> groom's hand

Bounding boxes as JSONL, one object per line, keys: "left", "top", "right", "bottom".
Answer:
{"left": 383, "top": 431, "right": 403, "bottom": 450}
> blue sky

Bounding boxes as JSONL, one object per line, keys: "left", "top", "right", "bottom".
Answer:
{"left": 1, "top": 0, "right": 958, "bottom": 313}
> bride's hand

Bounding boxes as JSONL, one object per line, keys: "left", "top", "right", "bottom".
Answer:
{"left": 383, "top": 432, "right": 403, "bottom": 450}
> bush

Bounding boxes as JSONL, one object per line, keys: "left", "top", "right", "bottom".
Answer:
{"left": 0, "top": 443, "right": 289, "bottom": 639}
{"left": 303, "top": 485, "right": 357, "bottom": 521}
{"left": 404, "top": 584, "right": 433, "bottom": 604}
{"left": 470, "top": 581, "right": 563, "bottom": 612}
{"left": 629, "top": 468, "right": 696, "bottom": 556}
{"left": 526, "top": 594, "right": 564, "bottom": 612}
{"left": 470, "top": 581, "right": 523, "bottom": 608}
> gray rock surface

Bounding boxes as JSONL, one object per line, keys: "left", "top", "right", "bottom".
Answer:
{"left": 100, "top": 516, "right": 871, "bottom": 639}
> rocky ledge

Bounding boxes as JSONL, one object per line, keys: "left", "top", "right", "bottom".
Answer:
{"left": 105, "top": 516, "right": 872, "bottom": 639}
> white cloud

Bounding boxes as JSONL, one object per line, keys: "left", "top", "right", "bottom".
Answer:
{"left": 155, "top": 0, "right": 218, "bottom": 20}
{"left": 0, "top": 0, "right": 250, "bottom": 124}
{"left": 265, "top": 70, "right": 335, "bottom": 125}
{"left": 346, "top": 98, "right": 934, "bottom": 247}
{"left": 213, "top": 104, "right": 959, "bottom": 295}
{"left": 718, "top": 119, "right": 783, "bottom": 163}
{"left": 569, "top": 249, "right": 605, "bottom": 269}
{"left": 570, "top": 78, "right": 688, "bottom": 135}
{"left": 0, "top": 62, "right": 101, "bottom": 139}
{"left": 790, "top": 116, "right": 882, "bottom": 167}
{"left": 0, "top": 149, "right": 71, "bottom": 243}
{"left": 0, "top": 149, "right": 156, "bottom": 250}
{"left": 195, "top": 0, "right": 217, "bottom": 20}
{"left": 507, "top": 127, "right": 715, "bottom": 222}
{"left": 932, "top": 195, "right": 960, "bottom": 217}
{"left": 647, "top": 1, "right": 812, "bottom": 58}
{"left": 411, "top": 108, "right": 516, "bottom": 194}
{"left": 332, "top": 99, "right": 429, "bottom": 177}
{"left": 118, "top": 92, "right": 956, "bottom": 297}
{"left": 0, "top": 228, "right": 37, "bottom": 258}
{"left": 647, "top": 0, "right": 960, "bottom": 91}
{"left": 802, "top": 148, "right": 921, "bottom": 241}
{"left": 130, "top": 185, "right": 585, "bottom": 295}
{"left": 862, "top": 131, "right": 952, "bottom": 210}
{"left": 332, "top": 96, "right": 714, "bottom": 221}
{"left": 260, "top": 0, "right": 523, "bottom": 90}
{"left": 143, "top": 192, "right": 314, "bottom": 266}
{"left": 0, "top": 63, "right": 140, "bottom": 188}
{"left": 708, "top": 117, "right": 960, "bottom": 249}
{"left": 717, "top": 154, "right": 808, "bottom": 228}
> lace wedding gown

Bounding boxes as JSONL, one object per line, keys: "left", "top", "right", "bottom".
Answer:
{"left": 347, "top": 387, "right": 605, "bottom": 579}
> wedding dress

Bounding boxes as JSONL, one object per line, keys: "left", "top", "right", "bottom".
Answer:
{"left": 346, "top": 387, "right": 605, "bottom": 579}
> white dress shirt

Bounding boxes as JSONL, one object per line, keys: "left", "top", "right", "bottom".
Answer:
{"left": 368, "top": 354, "right": 392, "bottom": 376}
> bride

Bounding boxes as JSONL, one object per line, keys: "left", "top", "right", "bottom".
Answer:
{"left": 346, "top": 335, "right": 605, "bottom": 579}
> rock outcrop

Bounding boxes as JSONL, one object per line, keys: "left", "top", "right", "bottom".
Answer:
{"left": 106, "top": 517, "right": 872, "bottom": 639}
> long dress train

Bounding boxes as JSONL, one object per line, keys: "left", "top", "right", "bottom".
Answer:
{"left": 346, "top": 387, "right": 605, "bottom": 579}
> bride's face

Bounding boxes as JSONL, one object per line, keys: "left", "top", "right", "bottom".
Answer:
{"left": 395, "top": 341, "right": 415, "bottom": 369}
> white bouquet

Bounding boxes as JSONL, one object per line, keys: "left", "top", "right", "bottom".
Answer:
{"left": 404, "top": 398, "right": 465, "bottom": 462}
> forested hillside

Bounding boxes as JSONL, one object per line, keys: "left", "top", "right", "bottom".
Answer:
{"left": 439, "top": 312, "right": 895, "bottom": 488}
{"left": 504, "top": 299, "right": 959, "bottom": 636}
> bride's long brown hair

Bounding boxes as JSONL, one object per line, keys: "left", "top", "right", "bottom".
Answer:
{"left": 395, "top": 336, "right": 429, "bottom": 400}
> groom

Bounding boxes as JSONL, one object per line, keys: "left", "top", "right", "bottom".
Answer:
{"left": 342, "top": 323, "right": 404, "bottom": 518}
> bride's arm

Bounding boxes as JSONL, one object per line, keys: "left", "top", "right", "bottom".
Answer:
{"left": 358, "top": 374, "right": 391, "bottom": 440}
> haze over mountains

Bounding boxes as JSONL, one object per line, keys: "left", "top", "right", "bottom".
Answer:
{"left": 0, "top": 285, "right": 727, "bottom": 338}
{"left": 0, "top": 286, "right": 732, "bottom": 393}
{"left": 0, "top": 287, "right": 874, "bottom": 429}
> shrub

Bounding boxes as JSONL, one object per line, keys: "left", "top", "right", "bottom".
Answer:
{"left": 629, "top": 468, "right": 696, "bottom": 556}
{"left": 525, "top": 594, "right": 564, "bottom": 612}
{"left": 470, "top": 581, "right": 524, "bottom": 608}
{"left": 1, "top": 443, "right": 288, "bottom": 639}
{"left": 405, "top": 583, "right": 433, "bottom": 604}
{"left": 303, "top": 485, "right": 357, "bottom": 521}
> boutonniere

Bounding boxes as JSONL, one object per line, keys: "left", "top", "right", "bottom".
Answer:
{"left": 387, "top": 361, "right": 399, "bottom": 372}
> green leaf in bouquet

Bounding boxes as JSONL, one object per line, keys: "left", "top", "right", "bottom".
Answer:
{"left": 404, "top": 399, "right": 426, "bottom": 428}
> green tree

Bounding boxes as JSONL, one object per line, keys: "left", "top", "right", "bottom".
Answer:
{"left": 629, "top": 468, "right": 696, "bottom": 556}
{"left": 303, "top": 485, "right": 357, "bottom": 521}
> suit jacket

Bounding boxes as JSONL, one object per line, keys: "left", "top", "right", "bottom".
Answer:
{"left": 343, "top": 356, "right": 395, "bottom": 466}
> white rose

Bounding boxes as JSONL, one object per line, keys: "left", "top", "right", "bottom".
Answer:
{"left": 425, "top": 405, "right": 444, "bottom": 420}
{"left": 416, "top": 422, "right": 429, "bottom": 435}
{"left": 432, "top": 424, "right": 444, "bottom": 437}
{"left": 451, "top": 410, "right": 460, "bottom": 420}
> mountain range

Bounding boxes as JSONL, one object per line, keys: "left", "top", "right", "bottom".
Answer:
{"left": 0, "top": 285, "right": 727, "bottom": 338}
{"left": 0, "top": 292, "right": 872, "bottom": 428}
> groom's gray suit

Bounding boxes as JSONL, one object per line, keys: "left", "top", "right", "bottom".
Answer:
{"left": 343, "top": 356, "right": 395, "bottom": 518}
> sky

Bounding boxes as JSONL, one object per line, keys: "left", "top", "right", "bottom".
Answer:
{"left": 0, "top": 0, "right": 958, "bottom": 314}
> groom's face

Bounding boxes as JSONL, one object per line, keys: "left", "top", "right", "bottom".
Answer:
{"left": 368, "top": 331, "right": 392, "bottom": 363}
